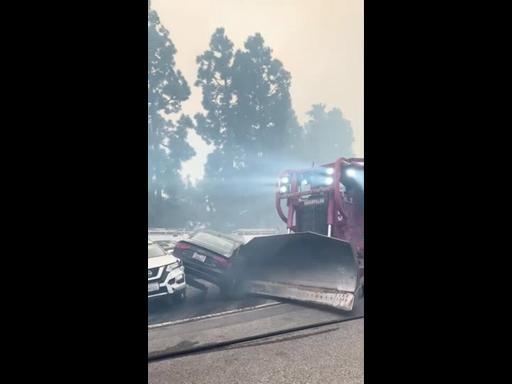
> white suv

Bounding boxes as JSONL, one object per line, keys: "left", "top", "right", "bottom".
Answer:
{"left": 148, "top": 240, "right": 186, "bottom": 302}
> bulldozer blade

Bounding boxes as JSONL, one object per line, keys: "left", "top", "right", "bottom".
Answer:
{"left": 232, "top": 232, "right": 360, "bottom": 311}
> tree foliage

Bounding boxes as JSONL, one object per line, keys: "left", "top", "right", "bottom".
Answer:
{"left": 193, "top": 29, "right": 300, "bottom": 229}
{"left": 148, "top": 3, "right": 195, "bottom": 226}
{"left": 298, "top": 104, "right": 354, "bottom": 164}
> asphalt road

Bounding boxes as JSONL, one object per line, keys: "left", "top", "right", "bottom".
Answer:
{"left": 148, "top": 279, "right": 364, "bottom": 383}
{"left": 148, "top": 281, "right": 276, "bottom": 325}
{"left": 148, "top": 317, "right": 364, "bottom": 384}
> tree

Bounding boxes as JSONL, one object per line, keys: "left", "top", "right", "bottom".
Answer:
{"left": 298, "top": 104, "right": 354, "bottom": 164}
{"left": 194, "top": 30, "right": 301, "bottom": 229}
{"left": 194, "top": 28, "right": 235, "bottom": 146}
{"left": 230, "top": 33, "right": 298, "bottom": 160}
{"left": 148, "top": 3, "right": 195, "bottom": 226}
{"left": 194, "top": 28, "right": 237, "bottom": 182}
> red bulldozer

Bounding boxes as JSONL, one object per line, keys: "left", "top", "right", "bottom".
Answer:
{"left": 232, "top": 158, "right": 364, "bottom": 311}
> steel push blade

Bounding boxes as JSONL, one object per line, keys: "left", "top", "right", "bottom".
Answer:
{"left": 232, "top": 232, "right": 360, "bottom": 311}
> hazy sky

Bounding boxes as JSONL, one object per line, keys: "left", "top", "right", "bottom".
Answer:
{"left": 152, "top": 0, "right": 363, "bottom": 183}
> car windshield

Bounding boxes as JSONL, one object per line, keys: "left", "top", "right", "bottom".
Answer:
{"left": 189, "top": 232, "right": 239, "bottom": 257}
{"left": 148, "top": 243, "right": 166, "bottom": 258}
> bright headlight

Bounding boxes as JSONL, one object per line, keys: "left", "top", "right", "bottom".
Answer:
{"left": 279, "top": 185, "right": 288, "bottom": 193}
{"left": 324, "top": 177, "right": 334, "bottom": 185}
{"left": 346, "top": 169, "right": 357, "bottom": 178}
{"left": 325, "top": 167, "right": 334, "bottom": 175}
{"left": 280, "top": 176, "right": 290, "bottom": 184}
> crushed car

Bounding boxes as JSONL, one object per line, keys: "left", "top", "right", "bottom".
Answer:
{"left": 173, "top": 230, "right": 244, "bottom": 296}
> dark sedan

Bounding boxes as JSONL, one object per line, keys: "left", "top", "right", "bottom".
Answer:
{"left": 172, "top": 230, "right": 244, "bottom": 295}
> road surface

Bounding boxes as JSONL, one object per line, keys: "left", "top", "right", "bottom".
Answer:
{"left": 148, "top": 281, "right": 276, "bottom": 325}
{"left": 148, "top": 279, "right": 364, "bottom": 383}
{"left": 148, "top": 317, "right": 364, "bottom": 384}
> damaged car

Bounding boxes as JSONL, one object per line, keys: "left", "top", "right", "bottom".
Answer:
{"left": 148, "top": 240, "right": 186, "bottom": 303}
{"left": 173, "top": 230, "right": 244, "bottom": 296}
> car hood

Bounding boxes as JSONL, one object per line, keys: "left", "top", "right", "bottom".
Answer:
{"left": 148, "top": 254, "right": 178, "bottom": 269}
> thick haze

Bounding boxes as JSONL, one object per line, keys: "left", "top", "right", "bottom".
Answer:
{"left": 153, "top": 0, "right": 363, "bottom": 182}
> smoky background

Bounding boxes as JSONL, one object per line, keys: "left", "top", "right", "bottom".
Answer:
{"left": 148, "top": 0, "right": 362, "bottom": 231}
